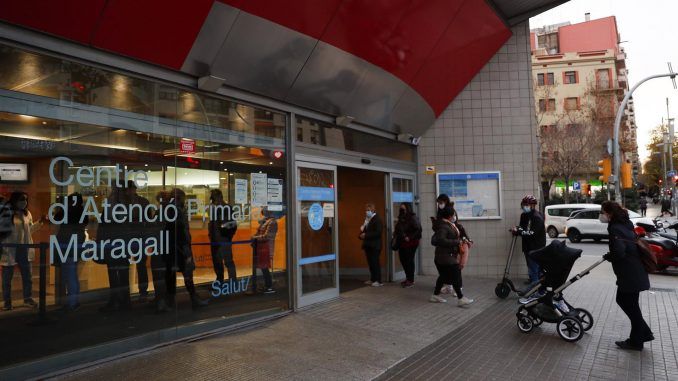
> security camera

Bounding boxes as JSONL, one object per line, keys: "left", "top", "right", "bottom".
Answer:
{"left": 410, "top": 136, "right": 421, "bottom": 146}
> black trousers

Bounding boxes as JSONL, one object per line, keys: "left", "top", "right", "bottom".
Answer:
{"left": 106, "top": 263, "right": 131, "bottom": 308}
{"left": 136, "top": 255, "right": 149, "bottom": 295}
{"left": 211, "top": 241, "right": 237, "bottom": 282}
{"left": 434, "top": 262, "right": 462, "bottom": 298}
{"left": 616, "top": 289, "right": 652, "bottom": 345}
{"left": 398, "top": 247, "right": 417, "bottom": 282}
{"left": 364, "top": 248, "right": 382, "bottom": 283}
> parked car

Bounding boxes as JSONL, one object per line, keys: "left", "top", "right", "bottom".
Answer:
{"left": 544, "top": 204, "right": 598, "bottom": 238}
{"left": 565, "top": 205, "right": 654, "bottom": 243}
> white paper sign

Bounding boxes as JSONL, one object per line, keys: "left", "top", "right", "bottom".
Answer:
{"left": 322, "top": 202, "right": 335, "bottom": 218}
{"left": 267, "top": 178, "right": 283, "bottom": 203}
{"left": 251, "top": 173, "right": 268, "bottom": 207}
{"left": 0, "top": 163, "right": 28, "bottom": 182}
{"left": 235, "top": 179, "right": 248, "bottom": 204}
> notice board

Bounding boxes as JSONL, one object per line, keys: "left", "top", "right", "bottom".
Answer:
{"left": 436, "top": 172, "right": 502, "bottom": 220}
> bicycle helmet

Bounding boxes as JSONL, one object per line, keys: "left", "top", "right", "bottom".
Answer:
{"left": 521, "top": 195, "right": 538, "bottom": 206}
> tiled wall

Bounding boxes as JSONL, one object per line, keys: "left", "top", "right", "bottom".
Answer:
{"left": 417, "top": 22, "right": 539, "bottom": 278}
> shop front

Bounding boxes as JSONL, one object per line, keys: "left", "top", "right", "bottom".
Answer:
{"left": 0, "top": 43, "right": 290, "bottom": 378}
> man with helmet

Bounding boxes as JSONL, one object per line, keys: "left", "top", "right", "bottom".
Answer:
{"left": 511, "top": 195, "right": 546, "bottom": 284}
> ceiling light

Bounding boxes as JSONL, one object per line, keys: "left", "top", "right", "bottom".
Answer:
{"left": 220, "top": 177, "right": 226, "bottom": 180}
{"left": 229, "top": 173, "right": 234, "bottom": 176}
{"left": 220, "top": 161, "right": 224, "bottom": 164}
{"left": 144, "top": 164, "right": 148, "bottom": 167}
{"left": 19, "top": 114, "right": 36, "bottom": 120}
{"left": 41, "top": 121, "right": 47, "bottom": 125}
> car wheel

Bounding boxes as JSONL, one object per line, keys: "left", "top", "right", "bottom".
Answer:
{"left": 547, "top": 226, "right": 559, "bottom": 238}
{"left": 567, "top": 229, "right": 582, "bottom": 243}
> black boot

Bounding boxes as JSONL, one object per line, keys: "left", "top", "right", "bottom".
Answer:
{"left": 185, "top": 279, "right": 208, "bottom": 310}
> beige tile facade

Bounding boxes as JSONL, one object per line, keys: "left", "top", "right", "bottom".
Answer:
{"left": 417, "top": 22, "right": 539, "bottom": 278}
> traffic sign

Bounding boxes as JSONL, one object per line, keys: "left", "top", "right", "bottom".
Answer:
{"left": 668, "top": 170, "right": 676, "bottom": 178}
{"left": 572, "top": 181, "right": 581, "bottom": 191}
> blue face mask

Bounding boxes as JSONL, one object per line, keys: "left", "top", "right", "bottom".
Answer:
{"left": 366, "top": 210, "right": 374, "bottom": 218}
{"left": 522, "top": 206, "right": 531, "bottom": 213}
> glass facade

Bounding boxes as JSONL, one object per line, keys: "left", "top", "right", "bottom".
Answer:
{"left": 0, "top": 45, "right": 289, "bottom": 369}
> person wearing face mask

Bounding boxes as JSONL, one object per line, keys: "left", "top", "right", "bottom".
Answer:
{"left": 250, "top": 207, "right": 278, "bottom": 294}
{"left": 1, "top": 191, "right": 44, "bottom": 310}
{"left": 511, "top": 195, "right": 546, "bottom": 285}
{"left": 360, "top": 203, "right": 384, "bottom": 286}
{"left": 393, "top": 203, "right": 422, "bottom": 288}
{"left": 600, "top": 201, "right": 653, "bottom": 351}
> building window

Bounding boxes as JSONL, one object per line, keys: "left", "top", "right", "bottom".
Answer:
{"left": 539, "top": 99, "right": 557, "bottom": 112}
{"left": 537, "top": 72, "right": 555, "bottom": 86}
{"left": 597, "top": 68, "right": 611, "bottom": 89}
{"left": 564, "top": 97, "right": 580, "bottom": 111}
{"left": 563, "top": 71, "right": 578, "bottom": 84}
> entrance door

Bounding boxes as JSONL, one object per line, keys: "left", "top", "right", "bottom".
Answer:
{"left": 295, "top": 162, "right": 339, "bottom": 307}
{"left": 388, "top": 174, "right": 416, "bottom": 281}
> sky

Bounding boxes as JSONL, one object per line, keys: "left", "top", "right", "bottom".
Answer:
{"left": 530, "top": 0, "right": 678, "bottom": 163}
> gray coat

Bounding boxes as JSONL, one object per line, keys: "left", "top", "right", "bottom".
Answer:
{"left": 431, "top": 219, "right": 460, "bottom": 265}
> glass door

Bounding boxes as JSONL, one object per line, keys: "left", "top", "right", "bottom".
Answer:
{"left": 388, "top": 174, "right": 416, "bottom": 282}
{"left": 295, "top": 162, "right": 339, "bottom": 307}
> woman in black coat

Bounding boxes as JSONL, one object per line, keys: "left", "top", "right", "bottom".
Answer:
{"left": 601, "top": 201, "right": 653, "bottom": 351}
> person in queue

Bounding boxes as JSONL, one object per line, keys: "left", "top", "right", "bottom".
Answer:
{"left": 208, "top": 189, "right": 238, "bottom": 284}
{"left": 429, "top": 206, "right": 474, "bottom": 306}
{"left": 1, "top": 191, "right": 43, "bottom": 310}
{"left": 98, "top": 186, "right": 132, "bottom": 312}
{"left": 151, "top": 191, "right": 172, "bottom": 313}
{"left": 250, "top": 207, "right": 278, "bottom": 294}
{"left": 166, "top": 188, "right": 208, "bottom": 310}
{"left": 394, "top": 203, "right": 421, "bottom": 288}
{"left": 431, "top": 194, "right": 455, "bottom": 295}
{"left": 54, "top": 193, "right": 87, "bottom": 312}
{"left": 360, "top": 203, "right": 383, "bottom": 287}
{"left": 125, "top": 180, "right": 151, "bottom": 302}
{"left": 511, "top": 195, "right": 546, "bottom": 285}
{"left": 600, "top": 201, "right": 654, "bottom": 351}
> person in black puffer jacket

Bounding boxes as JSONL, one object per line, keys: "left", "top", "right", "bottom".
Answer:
{"left": 601, "top": 201, "right": 653, "bottom": 351}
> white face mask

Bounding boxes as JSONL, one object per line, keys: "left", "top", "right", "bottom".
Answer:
{"left": 452, "top": 215, "right": 457, "bottom": 222}
{"left": 437, "top": 203, "right": 445, "bottom": 210}
{"left": 522, "top": 206, "right": 531, "bottom": 213}
{"left": 599, "top": 214, "right": 609, "bottom": 224}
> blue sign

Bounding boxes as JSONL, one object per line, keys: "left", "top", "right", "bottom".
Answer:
{"left": 573, "top": 181, "right": 581, "bottom": 191}
{"left": 308, "top": 203, "right": 324, "bottom": 230}
{"left": 392, "top": 192, "right": 414, "bottom": 203}
{"left": 438, "top": 173, "right": 499, "bottom": 181}
{"left": 298, "top": 186, "right": 335, "bottom": 201}
{"left": 668, "top": 171, "right": 676, "bottom": 178}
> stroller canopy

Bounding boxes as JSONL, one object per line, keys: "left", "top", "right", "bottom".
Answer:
{"left": 528, "top": 240, "right": 582, "bottom": 288}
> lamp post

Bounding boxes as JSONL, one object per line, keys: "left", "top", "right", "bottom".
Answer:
{"left": 613, "top": 73, "right": 677, "bottom": 200}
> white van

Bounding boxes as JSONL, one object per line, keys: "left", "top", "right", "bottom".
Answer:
{"left": 544, "top": 204, "right": 598, "bottom": 238}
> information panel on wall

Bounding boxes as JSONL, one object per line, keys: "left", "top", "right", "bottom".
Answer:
{"left": 437, "top": 172, "right": 502, "bottom": 220}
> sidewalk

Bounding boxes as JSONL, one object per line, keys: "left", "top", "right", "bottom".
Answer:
{"left": 57, "top": 258, "right": 678, "bottom": 381}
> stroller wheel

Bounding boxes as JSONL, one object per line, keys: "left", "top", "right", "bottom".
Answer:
{"left": 517, "top": 316, "right": 534, "bottom": 333}
{"left": 557, "top": 317, "right": 584, "bottom": 342}
{"left": 574, "top": 308, "right": 594, "bottom": 331}
{"left": 495, "top": 283, "right": 511, "bottom": 299}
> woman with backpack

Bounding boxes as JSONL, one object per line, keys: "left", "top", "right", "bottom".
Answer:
{"left": 600, "top": 201, "right": 654, "bottom": 351}
{"left": 393, "top": 203, "right": 422, "bottom": 288}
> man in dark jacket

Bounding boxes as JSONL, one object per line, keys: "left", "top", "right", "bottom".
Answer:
{"left": 512, "top": 195, "right": 546, "bottom": 284}
{"left": 208, "top": 189, "right": 238, "bottom": 283}
{"left": 360, "top": 203, "right": 383, "bottom": 286}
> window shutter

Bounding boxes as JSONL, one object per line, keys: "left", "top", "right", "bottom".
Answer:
{"left": 562, "top": 72, "right": 567, "bottom": 84}
{"left": 575, "top": 71, "right": 579, "bottom": 84}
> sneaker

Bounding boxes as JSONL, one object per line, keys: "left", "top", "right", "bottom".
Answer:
{"left": 371, "top": 282, "right": 384, "bottom": 287}
{"left": 264, "top": 288, "right": 276, "bottom": 294}
{"left": 457, "top": 297, "right": 474, "bottom": 307}
{"left": 364, "top": 280, "right": 374, "bottom": 285}
{"left": 2, "top": 301, "right": 11, "bottom": 311}
{"left": 400, "top": 280, "right": 408, "bottom": 288}
{"left": 24, "top": 298, "right": 37, "bottom": 307}
{"left": 429, "top": 295, "right": 447, "bottom": 303}
{"left": 403, "top": 281, "right": 415, "bottom": 288}
{"left": 440, "top": 285, "right": 456, "bottom": 297}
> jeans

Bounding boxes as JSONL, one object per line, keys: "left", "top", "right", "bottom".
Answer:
{"left": 524, "top": 251, "right": 541, "bottom": 283}
{"left": 364, "top": 248, "right": 381, "bottom": 283}
{"left": 434, "top": 262, "right": 463, "bottom": 298}
{"left": 2, "top": 250, "right": 32, "bottom": 302}
{"left": 616, "top": 289, "right": 652, "bottom": 345}
{"left": 211, "top": 241, "right": 237, "bottom": 282}
{"left": 61, "top": 258, "right": 80, "bottom": 307}
{"left": 398, "top": 247, "right": 417, "bottom": 282}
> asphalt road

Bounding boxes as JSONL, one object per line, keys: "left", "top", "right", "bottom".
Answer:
{"left": 547, "top": 236, "right": 608, "bottom": 257}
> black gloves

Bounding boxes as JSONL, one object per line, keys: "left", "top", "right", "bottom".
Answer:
{"left": 603, "top": 252, "right": 612, "bottom": 262}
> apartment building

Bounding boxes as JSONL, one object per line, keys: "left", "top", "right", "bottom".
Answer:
{"left": 531, "top": 15, "right": 639, "bottom": 194}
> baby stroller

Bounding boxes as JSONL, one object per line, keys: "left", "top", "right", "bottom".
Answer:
{"left": 516, "top": 240, "right": 605, "bottom": 342}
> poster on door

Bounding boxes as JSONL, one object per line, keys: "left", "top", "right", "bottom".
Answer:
{"left": 251, "top": 173, "right": 268, "bottom": 206}
{"left": 235, "top": 179, "right": 248, "bottom": 204}
{"left": 267, "top": 178, "right": 283, "bottom": 203}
